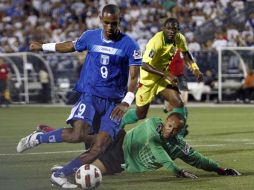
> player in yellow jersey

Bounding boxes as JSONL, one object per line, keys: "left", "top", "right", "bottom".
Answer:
{"left": 121, "top": 18, "right": 203, "bottom": 135}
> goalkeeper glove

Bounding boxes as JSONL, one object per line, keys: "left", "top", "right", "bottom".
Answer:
{"left": 217, "top": 168, "right": 241, "bottom": 176}
{"left": 176, "top": 169, "right": 198, "bottom": 179}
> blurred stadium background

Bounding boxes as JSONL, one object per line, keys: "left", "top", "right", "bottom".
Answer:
{"left": 0, "top": 0, "right": 253, "bottom": 105}
{"left": 0, "top": 1, "right": 254, "bottom": 190}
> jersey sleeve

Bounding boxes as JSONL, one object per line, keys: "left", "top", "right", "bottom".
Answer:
{"left": 126, "top": 40, "right": 142, "bottom": 66}
{"left": 175, "top": 33, "right": 189, "bottom": 52}
{"left": 149, "top": 138, "right": 180, "bottom": 174}
{"left": 175, "top": 144, "right": 220, "bottom": 172}
{"left": 74, "top": 31, "right": 89, "bottom": 52}
{"left": 142, "top": 36, "right": 158, "bottom": 64}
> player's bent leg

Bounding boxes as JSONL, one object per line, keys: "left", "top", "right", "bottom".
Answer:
{"left": 136, "top": 104, "right": 150, "bottom": 120}
{"left": 61, "top": 120, "right": 90, "bottom": 143}
{"left": 17, "top": 127, "right": 66, "bottom": 153}
{"left": 96, "top": 129, "right": 125, "bottom": 175}
{"left": 17, "top": 121, "right": 90, "bottom": 153}
{"left": 92, "top": 159, "right": 108, "bottom": 174}
{"left": 80, "top": 132, "right": 112, "bottom": 163}
{"left": 159, "top": 88, "right": 184, "bottom": 108}
{"left": 180, "top": 90, "right": 188, "bottom": 104}
{"left": 54, "top": 132, "right": 112, "bottom": 178}
{"left": 120, "top": 104, "right": 150, "bottom": 128}
{"left": 120, "top": 108, "right": 138, "bottom": 128}
{"left": 163, "top": 100, "right": 174, "bottom": 113}
{"left": 160, "top": 88, "right": 189, "bottom": 138}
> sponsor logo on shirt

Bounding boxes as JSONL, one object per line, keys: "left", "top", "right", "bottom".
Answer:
{"left": 92, "top": 45, "right": 120, "bottom": 55}
{"left": 133, "top": 50, "right": 142, "bottom": 59}
{"left": 148, "top": 50, "right": 155, "bottom": 58}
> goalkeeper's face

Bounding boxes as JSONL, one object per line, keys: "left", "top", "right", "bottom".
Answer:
{"left": 162, "top": 114, "right": 184, "bottom": 139}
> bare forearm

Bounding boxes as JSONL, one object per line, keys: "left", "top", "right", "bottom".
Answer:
{"left": 55, "top": 41, "right": 75, "bottom": 53}
{"left": 128, "top": 66, "right": 140, "bottom": 92}
{"left": 30, "top": 41, "right": 75, "bottom": 53}
{"left": 142, "top": 62, "right": 166, "bottom": 78}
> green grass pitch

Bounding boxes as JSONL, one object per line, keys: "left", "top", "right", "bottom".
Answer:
{"left": 0, "top": 106, "right": 254, "bottom": 190}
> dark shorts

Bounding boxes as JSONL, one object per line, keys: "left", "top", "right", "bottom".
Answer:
{"left": 98, "top": 129, "right": 126, "bottom": 174}
{"left": 0, "top": 80, "right": 7, "bottom": 92}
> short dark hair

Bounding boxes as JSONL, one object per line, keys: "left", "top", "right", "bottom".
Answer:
{"left": 167, "top": 112, "right": 186, "bottom": 128}
{"left": 102, "top": 4, "right": 120, "bottom": 16}
{"left": 163, "top": 17, "right": 180, "bottom": 30}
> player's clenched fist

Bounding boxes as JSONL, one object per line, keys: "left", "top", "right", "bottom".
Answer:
{"left": 30, "top": 42, "right": 43, "bottom": 51}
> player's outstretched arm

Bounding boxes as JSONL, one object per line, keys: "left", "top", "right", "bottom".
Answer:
{"left": 182, "top": 51, "right": 203, "bottom": 82}
{"left": 30, "top": 41, "right": 75, "bottom": 53}
{"left": 177, "top": 145, "right": 241, "bottom": 176}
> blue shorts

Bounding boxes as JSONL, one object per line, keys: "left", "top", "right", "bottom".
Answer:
{"left": 66, "top": 93, "right": 121, "bottom": 141}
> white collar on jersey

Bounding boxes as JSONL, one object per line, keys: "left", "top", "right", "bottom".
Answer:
{"left": 101, "top": 30, "right": 113, "bottom": 43}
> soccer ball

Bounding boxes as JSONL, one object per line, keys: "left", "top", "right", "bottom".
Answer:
{"left": 75, "top": 164, "right": 102, "bottom": 189}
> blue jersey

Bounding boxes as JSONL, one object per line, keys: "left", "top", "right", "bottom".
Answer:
{"left": 74, "top": 29, "right": 142, "bottom": 100}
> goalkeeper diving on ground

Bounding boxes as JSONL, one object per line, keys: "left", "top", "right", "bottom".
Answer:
{"left": 17, "top": 112, "right": 241, "bottom": 188}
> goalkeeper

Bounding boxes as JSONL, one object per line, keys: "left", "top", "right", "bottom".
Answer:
{"left": 92, "top": 112, "right": 241, "bottom": 178}
{"left": 50, "top": 111, "right": 241, "bottom": 182}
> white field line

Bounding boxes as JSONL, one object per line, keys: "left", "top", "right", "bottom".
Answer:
{"left": 1, "top": 141, "right": 253, "bottom": 156}
{"left": 0, "top": 150, "right": 83, "bottom": 156}
{"left": 188, "top": 138, "right": 254, "bottom": 143}
{"left": 192, "top": 144, "right": 226, "bottom": 147}
{"left": 245, "top": 143, "right": 254, "bottom": 145}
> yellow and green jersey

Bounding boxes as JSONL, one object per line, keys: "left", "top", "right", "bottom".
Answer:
{"left": 140, "top": 31, "right": 188, "bottom": 86}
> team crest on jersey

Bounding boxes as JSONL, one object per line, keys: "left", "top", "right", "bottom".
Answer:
{"left": 100, "top": 54, "right": 109, "bottom": 65}
{"left": 182, "top": 143, "right": 190, "bottom": 155}
{"left": 133, "top": 50, "right": 142, "bottom": 59}
{"left": 148, "top": 50, "right": 155, "bottom": 58}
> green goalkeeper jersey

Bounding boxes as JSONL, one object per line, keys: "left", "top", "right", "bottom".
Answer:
{"left": 123, "top": 117, "right": 220, "bottom": 174}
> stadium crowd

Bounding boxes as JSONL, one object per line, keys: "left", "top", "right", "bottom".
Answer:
{"left": 0, "top": 0, "right": 253, "bottom": 54}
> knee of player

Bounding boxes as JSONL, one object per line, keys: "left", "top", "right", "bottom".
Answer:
{"left": 173, "top": 98, "right": 184, "bottom": 108}
{"left": 138, "top": 112, "right": 147, "bottom": 120}
{"left": 178, "top": 100, "right": 185, "bottom": 107}
{"left": 89, "top": 144, "right": 105, "bottom": 157}
{"left": 68, "top": 131, "right": 85, "bottom": 142}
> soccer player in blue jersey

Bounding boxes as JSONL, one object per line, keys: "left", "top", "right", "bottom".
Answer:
{"left": 17, "top": 4, "right": 142, "bottom": 188}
